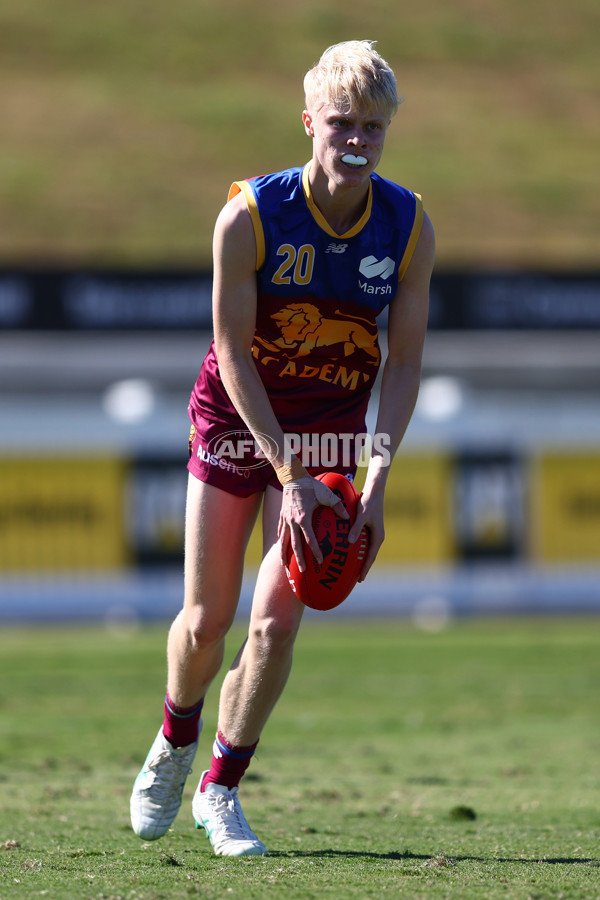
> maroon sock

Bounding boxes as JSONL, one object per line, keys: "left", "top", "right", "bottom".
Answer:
{"left": 162, "top": 693, "right": 204, "bottom": 749}
{"left": 201, "top": 730, "right": 259, "bottom": 791}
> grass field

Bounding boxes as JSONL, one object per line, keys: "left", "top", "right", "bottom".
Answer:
{"left": 0, "top": 0, "right": 598, "bottom": 268}
{"left": 1, "top": 618, "right": 599, "bottom": 899}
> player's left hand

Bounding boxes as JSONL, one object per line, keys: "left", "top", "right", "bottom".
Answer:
{"left": 278, "top": 475, "right": 348, "bottom": 573}
{"left": 348, "top": 490, "right": 384, "bottom": 582}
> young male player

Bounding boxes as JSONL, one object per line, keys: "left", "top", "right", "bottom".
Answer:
{"left": 130, "top": 40, "right": 435, "bottom": 856}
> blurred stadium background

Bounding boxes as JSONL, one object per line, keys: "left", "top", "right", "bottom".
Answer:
{"left": 1, "top": 0, "right": 599, "bottom": 624}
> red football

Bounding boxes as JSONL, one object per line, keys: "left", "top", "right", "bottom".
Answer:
{"left": 284, "top": 472, "right": 369, "bottom": 611}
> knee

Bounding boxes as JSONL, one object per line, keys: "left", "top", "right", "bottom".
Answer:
{"left": 183, "top": 607, "right": 232, "bottom": 653}
{"left": 250, "top": 614, "right": 299, "bottom": 660}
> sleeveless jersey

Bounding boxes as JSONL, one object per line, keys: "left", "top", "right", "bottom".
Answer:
{"left": 190, "top": 163, "right": 423, "bottom": 435}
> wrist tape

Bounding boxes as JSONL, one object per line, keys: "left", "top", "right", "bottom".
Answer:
{"left": 275, "top": 458, "right": 308, "bottom": 485}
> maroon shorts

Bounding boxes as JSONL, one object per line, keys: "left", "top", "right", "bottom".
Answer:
{"left": 186, "top": 406, "right": 360, "bottom": 498}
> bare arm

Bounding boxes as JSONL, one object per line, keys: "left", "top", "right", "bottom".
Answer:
{"left": 212, "top": 194, "right": 345, "bottom": 569}
{"left": 212, "top": 194, "right": 288, "bottom": 466}
{"left": 349, "top": 211, "right": 436, "bottom": 580}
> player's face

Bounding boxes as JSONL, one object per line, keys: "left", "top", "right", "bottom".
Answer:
{"left": 303, "top": 102, "right": 391, "bottom": 186}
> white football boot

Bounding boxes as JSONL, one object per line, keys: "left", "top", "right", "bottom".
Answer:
{"left": 192, "top": 774, "right": 267, "bottom": 856}
{"left": 130, "top": 726, "right": 198, "bottom": 840}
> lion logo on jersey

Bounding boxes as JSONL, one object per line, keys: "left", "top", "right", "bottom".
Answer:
{"left": 257, "top": 303, "right": 380, "bottom": 365}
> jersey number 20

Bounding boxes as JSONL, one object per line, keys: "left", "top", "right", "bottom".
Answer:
{"left": 272, "top": 244, "right": 315, "bottom": 286}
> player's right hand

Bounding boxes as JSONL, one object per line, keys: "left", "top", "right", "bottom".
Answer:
{"left": 278, "top": 475, "right": 348, "bottom": 572}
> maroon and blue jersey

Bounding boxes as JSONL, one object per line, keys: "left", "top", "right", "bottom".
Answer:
{"left": 190, "top": 163, "right": 423, "bottom": 436}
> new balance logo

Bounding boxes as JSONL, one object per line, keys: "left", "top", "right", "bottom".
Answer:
{"left": 325, "top": 242, "right": 348, "bottom": 254}
{"left": 359, "top": 256, "right": 395, "bottom": 279}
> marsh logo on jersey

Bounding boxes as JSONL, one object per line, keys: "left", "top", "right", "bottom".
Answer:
{"left": 359, "top": 255, "right": 395, "bottom": 296}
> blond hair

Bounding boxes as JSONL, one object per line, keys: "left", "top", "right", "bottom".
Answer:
{"left": 304, "top": 40, "right": 401, "bottom": 118}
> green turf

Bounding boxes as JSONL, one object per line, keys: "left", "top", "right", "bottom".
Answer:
{"left": 0, "top": 0, "right": 598, "bottom": 268}
{"left": 0, "top": 618, "right": 599, "bottom": 898}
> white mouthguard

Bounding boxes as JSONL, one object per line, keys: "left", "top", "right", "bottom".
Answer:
{"left": 341, "top": 154, "right": 368, "bottom": 166}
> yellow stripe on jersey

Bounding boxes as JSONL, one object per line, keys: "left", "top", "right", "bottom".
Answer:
{"left": 397, "top": 193, "right": 423, "bottom": 281}
{"left": 301, "top": 163, "right": 373, "bottom": 239}
{"left": 228, "top": 181, "right": 266, "bottom": 271}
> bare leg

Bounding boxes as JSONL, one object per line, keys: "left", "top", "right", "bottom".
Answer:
{"left": 130, "top": 474, "right": 262, "bottom": 842}
{"left": 217, "top": 484, "right": 305, "bottom": 746}
{"left": 166, "top": 474, "right": 262, "bottom": 708}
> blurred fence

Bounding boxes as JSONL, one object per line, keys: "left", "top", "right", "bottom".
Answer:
{"left": 1, "top": 267, "right": 600, "bottom": 621}
{"left": 1, "top": 447, "right": 599, "bottom": 570}
{"left": 2, "top": 267, "right": 600, "bottom": 332}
